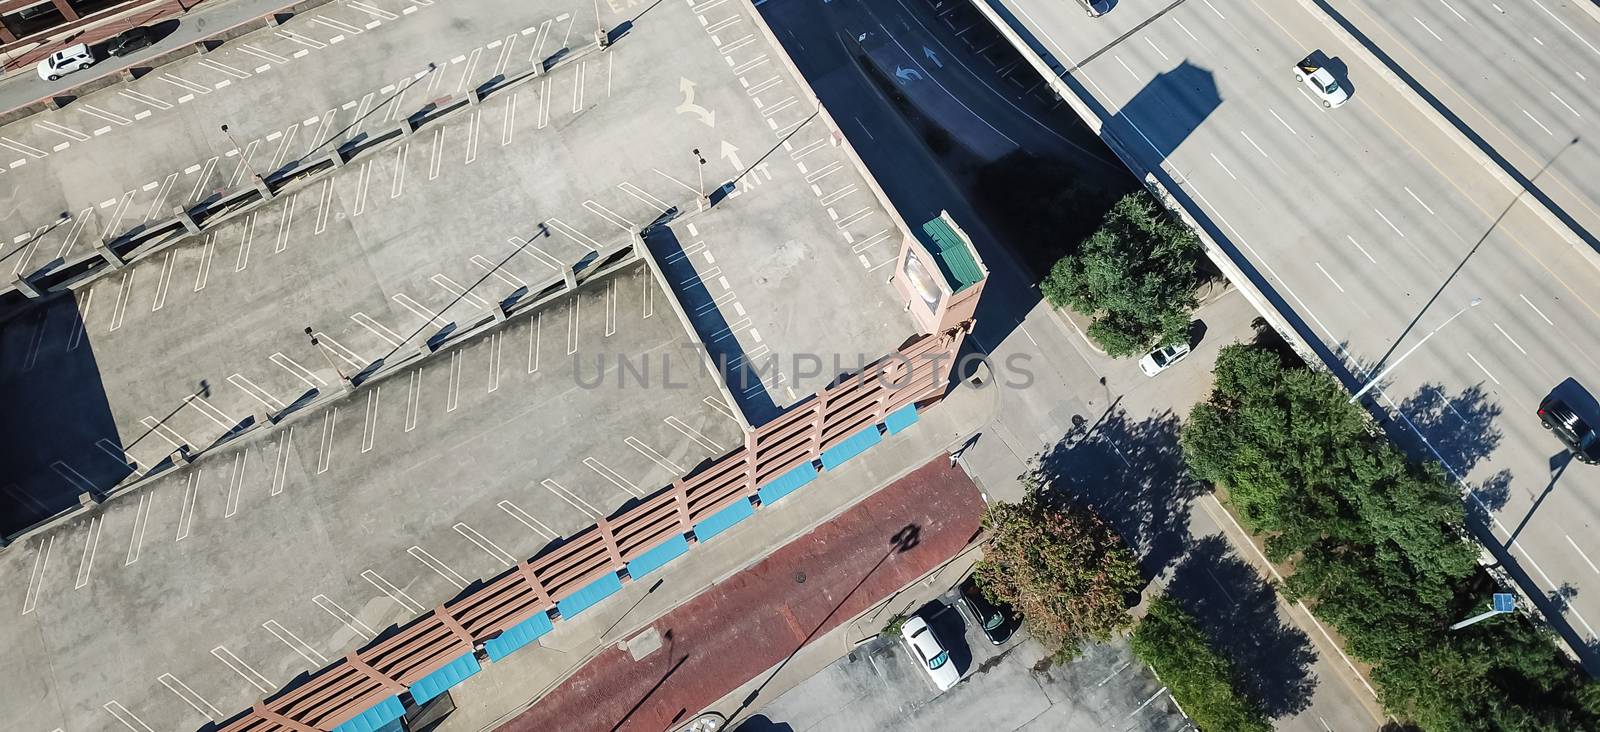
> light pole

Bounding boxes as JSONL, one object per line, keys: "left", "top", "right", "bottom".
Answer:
{"left": 593, "top": 0, "right": 608, "bottom": 47}
{"left": 1349, "top": 296, "right": 1483, "bottom": 404}
{"left": 693, "top": 148, "right": 706, "bottom": 202}
{"left": 305, "top": 326, "right": 349, "bottom": 383}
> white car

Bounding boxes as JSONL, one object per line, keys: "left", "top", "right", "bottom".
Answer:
{"left": 900, "top": 614, "right": 961, "bottom": 691}
{"left": 37, "top": 43, "right": 95, "bottom": 82}
{"left": 1294, "top": 56, "right": 1349, "bottom": 109}
{"left": 1139, "top": 342, "right": 1191, "bottom": 377}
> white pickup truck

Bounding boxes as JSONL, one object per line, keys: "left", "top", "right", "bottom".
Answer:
{"left": 1294, "top": 55, "right": 1350, "bottom": 109}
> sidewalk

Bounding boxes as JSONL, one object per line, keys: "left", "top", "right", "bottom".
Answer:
{"left": 498, "top": 456, "right": 986, "bottom": 732}
{"left": 432, "top": 380, "right": 994, "bottom": 732}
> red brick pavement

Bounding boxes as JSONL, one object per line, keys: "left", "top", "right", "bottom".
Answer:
{"left": 498, "top": 456, "right": 986, "bottom": 732}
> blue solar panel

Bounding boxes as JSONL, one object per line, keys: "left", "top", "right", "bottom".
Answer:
{"left": 484, "top": 610, "right": 554, "bottom": 661}
{"left": 1493, "top": 593, "right": 1516, "bottom": 613}
{"left": 627, "top": 535, "right": 691, "bottom": 579}
{"left": 884, "top": 404, "right": 919, "bottom": 435}
{"left": 408, "top": 652, "right": 481, "bottom": 704}
{"left": 556, "top": 572, "right": 623, "bottom": 619}
{"left": 821, "top": 425, "right": 883, "bottom": 470}
{"left": 757, "top": 461, "right": 817, "bottom": 506}
{"left": 333, "top": 695, "right": 405, "bottom": 732}
{"left": 693, "top": 498, "right": 754, "bottom": 542}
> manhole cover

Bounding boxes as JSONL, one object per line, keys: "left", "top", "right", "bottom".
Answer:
{"left": 794, "top": 571, "right": 807, "bottom": 584}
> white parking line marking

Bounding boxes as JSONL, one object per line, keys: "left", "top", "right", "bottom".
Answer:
{"left": 271, "top": 431, "right": 292, "bottom": 496}
{"left": 404, "top": 371, "right": 421, "bottom": 432}
{"left": 36, "top": 119, "right": 88, "bottom": 141}
{"left": 581, "top": 456, "right": 642, "bottom": 498}
{"left": 567, "top": 298, "right": 579, "bottom": 354}
{"left": 212, "top": 645, "right": 273, "bottom": 693}
{"left": 311, "top": 331, "right": 364, "bottom": 369}
{"left": 363, "top": 569, "right": 424, "bottom": 613}
{"left": 275, "top": 193, "right": 298, "bottom": 253}
{"left": 428, "top": 127, "right": 445, "bottom": 180}
{"left": 542, "top": 478, "right": 603, "bottom": 518}
{"left": 238, "top": 43, "right": 289, "bottom": 63}
{"left": 1465, "top": 351, "right": 1501, "bottom": 384}
{"left": 391, "top": 143, "right": 409, "bottom": 198}
{"left": 124, "top": 492, "right": 152, "bottom": 565}
{"left": 314, "top": 178, "right": 334, "bottom": 234}
{"left": 224, "top": 450, "right": 246, "bottom": 518}
{"left": 410, "top": 545, "right": 469, "bottom": 587}
{"left": 177, "top": 470, "right": 199, "bottom": 540}
{"left": 393, "top": 292, "right": 450, "bottom": 328}
{"left": 81, "top": 103, "right": 132, "bottom": 125}
{"left": 447, "top": 350, "right": 463, "bottom": 412}
{"left": 272, "top": 352, "right": 326, "bottom": 387}
{"left": 103, "top": 701, "right": 155, "bottom": 732}
{"left": 487, "top": 332, "right": 503, "bottom": 393}
{"left": 159, "top": 672, "right": 223, "bottom": 720}
{"left": 263, "top": 619, "right": 328, "bottom": 666}
{"left": 455, "top": 522, "right": 517, "bottom": 565}
{"left": 22, "top": 534, "right": 55, "bottom": 614}
{"left": 351, "top": 160, "right": 372, "bottom": 217}
{"left": 352, "top": 312, "right": 405, "bottom": 347}
{"left": 665, "top": 415, "right": 724, "bottom": 451}
{"left": 499, "top": 499, "right": 556, "bottom": 539}
{"left": 0, "top": 136, "right": 46, "bottom": 158}
{"left": 316, "top": 408, "right": 338, "bottom": 474}
{"left": 235, "top": 212, "right": 257, "bottom": 272}
{"left": 184, "top": 394, "right": 237, "bottom": 431}
{"left": 626, "top": 436, "right": 683, "bottom": 473}
{"left": 73, "top": 515, "right": 103, "bottom": 589}
{"left": 314, "top": 593, "right": 375, "bottom": 637}
{"left": 360, "top": 387, "right": 380, "bottom": 453}
{"left": 528, "top": 311, "right": 542, "bottom": 373}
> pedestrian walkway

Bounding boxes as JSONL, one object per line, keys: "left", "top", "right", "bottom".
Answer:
{"left": 497, "top": 456, "right": 985, "bottom": 732}
{"left": 431, "top": 380, "right": 994, "bottom": 732}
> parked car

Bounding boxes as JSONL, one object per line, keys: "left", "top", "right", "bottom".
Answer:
{"left": 1538, "top": 397, "right": 1600, "bottom": 464}
{"left": 900, "top": 614, "right": 961, "bottom": 691}
{"left": 1294, "top": 54, "right": 1350, "bottom": 108}
{"left": 107, "top": 26, "right": 155, "bottom": 57}
{"left": 37, "top": 43, "right": 96, "bottom": 81}
{"left": 1139, "top": 341, "right": 1191, "bottom": 377}
{"left": 959, "top": 576, "right": 1018, "bottom": 645}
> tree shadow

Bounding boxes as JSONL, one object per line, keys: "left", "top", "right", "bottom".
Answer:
{"left": 1164, "top": 535, "right": 1318, "bottom": 718}
{"left": 1031, "top": 406, "right": 1201, "bottom": 579}
{"left": 1396, "top": 381, "right": 1503, "bottom": 474}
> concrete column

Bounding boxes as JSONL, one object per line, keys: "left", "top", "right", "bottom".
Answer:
{"left": 561, "top": 268, "right": 578, "bottom": 291}
{"left": 466, "top": 87, "right": 481, "bottom": 106}
{"left": 491, "top": 302, "right": 508, "bottom": 322}
{"left": 327, "top": 148, "right": 345, "bottom": 168}
{"left": 94, "top": 238, "right": 125, "bottom": 268}
{"left": 194, "top": 41, "right": 211, "bottom": 55}
{"left": 251, "top": 174, "right": 273, "bottom": 201}
{"left": 12, "top": 276, "right": 41, "bottom": 299}
{"left": 172, "top": 206, "right": 200, "bottom": 234}
{"left": 79, "top": 490, "right": 101, "bottom": 507}
{"left": 397, "top": 117, "right": 414, "bottom": 138}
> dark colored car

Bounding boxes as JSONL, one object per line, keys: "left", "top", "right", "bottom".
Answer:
{"left": 107, "top": 27, "right": 154, "bottom": 57}
{"left": 960, "top": 576, "right": 1018, "bottom": 645}
{"left": 1539, "top": 397, "right": 1600, "bottom": 464}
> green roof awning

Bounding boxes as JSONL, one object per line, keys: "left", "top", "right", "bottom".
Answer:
{"left": 918, "top": 216, "right": 983, "bottom": 294}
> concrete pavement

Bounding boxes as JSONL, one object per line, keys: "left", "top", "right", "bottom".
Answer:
{"left": 985, "top": 0, "right": 1600, "bottom": 670}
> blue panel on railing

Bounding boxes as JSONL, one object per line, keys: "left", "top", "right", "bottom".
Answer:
{"left": 408, "top": 651, "right": 481, "bottom": 704}
{"left": 333, "top": 695, "right": 405, "bottom": 732}
{"left": 556, "top": 572, "right": 624, "bottom": 619}
{"left": 484, "top": 610, "right": 554, "bottom": 661}
{"left": 757, "top": 461, "right": 818, "bottom": 506}
{"left": 627, "top": 534, "right": 691, "bottom": 579}
{"left": 693, "top": 498, "right": 754, "bottom": 542}
{"left": 821, "top": 425, "right": 883, "bottom": 470}
{"left": 884, "top": 404, "right": 919, "bottom": 435}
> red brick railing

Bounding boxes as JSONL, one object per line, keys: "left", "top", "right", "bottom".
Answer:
{"left": 215, "top": 326, "right": 966, "bottom": 732}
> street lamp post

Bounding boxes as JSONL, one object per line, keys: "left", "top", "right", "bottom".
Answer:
{"left": 305, "top": 326, "right": 349, "bottom": 383}
{"left": 593, "top": 0, "right": 608, "bottom": 47}
{"left": 1450, "top": 593, "right": 1517, "bottom": 630}
{"left": 693, "top": 148, "right": 706, "bottom": 202}
{"left": 1349, "top": 296, "right": 1483, "bottom": 404}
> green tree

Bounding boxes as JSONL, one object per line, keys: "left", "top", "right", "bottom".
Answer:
{"left": 1130, "top": 597, "right": 1273, "bottom": 732}
{"left": 1040, "top": 191, "right": 1203, "bottom": 356}
{"left": 1180, "top": 343, "right": 1600, "bottom": 728}
{"left": 972, "top": 490, "right": 1142, "bottom": 657}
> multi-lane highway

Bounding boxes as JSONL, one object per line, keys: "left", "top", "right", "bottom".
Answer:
{"left": 982, "top": 0, "right": 1600, "bottom": 667}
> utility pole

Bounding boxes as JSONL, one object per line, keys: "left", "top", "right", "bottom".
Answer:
{"left": 693, "top": 148, "right": 707, "bottom": 205}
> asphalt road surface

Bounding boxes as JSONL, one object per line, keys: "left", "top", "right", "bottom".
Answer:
{"left": 990, "top": 0, "right": 1600, "bottom": 670}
